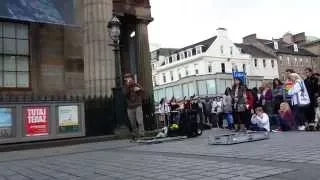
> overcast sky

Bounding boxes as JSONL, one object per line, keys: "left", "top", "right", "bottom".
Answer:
{"left": 148, "top": 0, "right": 320, "bottom": 50}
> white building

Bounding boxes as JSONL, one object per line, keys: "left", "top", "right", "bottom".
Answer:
{"left": 151, "top": 28, "right": 279, "bottom": 102}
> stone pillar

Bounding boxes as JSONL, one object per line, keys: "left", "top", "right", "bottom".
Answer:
{"left": 135, "top": 20, "right": 153, "bottom": 98}
{"left": 120, "top": 24, "right": 132, "bottom": 75}
{"left": 135, "top": 20, "right": 154, "bottom": 130}
{"left": 83, "top": 0, "right": 115, "bottom": 97}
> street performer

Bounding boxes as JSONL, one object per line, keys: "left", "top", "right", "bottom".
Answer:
{"left": 124, "top": 73, "right": 145, "bottom": 138}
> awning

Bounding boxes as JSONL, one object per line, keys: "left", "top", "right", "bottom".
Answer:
{"left": 0, "top": 0, "right": 75, "bottom": 26}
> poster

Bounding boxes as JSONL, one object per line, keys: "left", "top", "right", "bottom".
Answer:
{"left": 0, "top": 0, "right": 75, "bottom": 25}
{"left": 24, "top": 106, "right": 49, "bottom": 136}
{"left": 58, "top": 106, "right": 80, "bottom": 133}
{"left": 0, "top": 108, "right": 14, "bottom": 137}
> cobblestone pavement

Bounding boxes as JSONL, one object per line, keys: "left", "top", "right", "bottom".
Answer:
{"left": 0, "top": 129, "right": 320, "bottom": 180}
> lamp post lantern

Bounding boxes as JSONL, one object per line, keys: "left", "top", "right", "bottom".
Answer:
{"left": 108, "top": 15, "right": 125, "bottom": 129}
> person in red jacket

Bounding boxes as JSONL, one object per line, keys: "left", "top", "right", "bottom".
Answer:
{"left": 245, "top": 87, "right": 256, "bottom": 129}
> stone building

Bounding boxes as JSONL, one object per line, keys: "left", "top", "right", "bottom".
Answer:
{"left": 243, "top": 34, "right": 317, "bottom": 80}
{"left": 0, "top": 0, "right": 153, "bottom": 99}
{"left": 152, "top": 28, "right": 276, "bottom": 102}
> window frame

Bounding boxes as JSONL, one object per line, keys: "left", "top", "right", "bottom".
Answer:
{"left": 263, "top": 59, "right": 266, "bottom": 67}
{"left": 254, "top": 59, "right": 258, "bottom": 67}
{"left": 0, "top": 22, "right": 31, "bottom": 90}
{"left": 208, "top": 63, "right": 212, "bottom": 73}
{"left": 271, "top": 60, "right": 275, "bottom": 68}
{"left": 221, "top": 63, "right": 225, "bottom": 73}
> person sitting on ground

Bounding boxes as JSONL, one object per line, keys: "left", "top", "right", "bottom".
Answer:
{"left": 278, "top": 102, "right": 295, "bottom": 131}
{"left": 250, "top": 106, "right": 270, "bottom": 132}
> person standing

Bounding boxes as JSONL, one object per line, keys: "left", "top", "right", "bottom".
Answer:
{"left": 124, "top": 73, "right": 145, "bottom": 138}
{"left": 231, "top": 78, "right": 247, "bottom": 132}
{"left": 288, "top": 73, "right": 310, "bottom": 131}
{"left": 223, "top": 87, "right": 234, "bottom": 129}
{"left": 284, "top": 69, "right": 295, "bottom": 104}
{"left": 304, "top": 68, "right": 319, "bottom": 129}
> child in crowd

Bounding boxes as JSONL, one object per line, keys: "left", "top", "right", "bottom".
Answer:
{"left": 250, "top": 106, "right": 270, "bottom": 132}
{"left": 278, "top": 102, "right": 295, "bottom": 131}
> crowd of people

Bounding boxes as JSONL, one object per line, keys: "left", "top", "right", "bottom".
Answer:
{"left": 157, "top": 68, "right": 320, "bottom": 132}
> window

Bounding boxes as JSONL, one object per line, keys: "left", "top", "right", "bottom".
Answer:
{"left": 263, "top": 59, "right": 266, "bottom": 67}
{"left": 179, "top": 52, "right": 185, "bottom": 60}
{"left": 192, "top": 48, "right": 196, "bottom": 56}
{"left": 162, "top": 73, "right": 166, "bottom": 83}
{"left": 165, "top": 87, "right": 173, "bottom": 99}
{"left": 254, "top": 59, "right": 258, "bottom": 67}
{"left": 186, "top": 50, "right": 192, "bottom": 57}
{"left": 165, "top": 57, "right": 169, "bottom": 64}
{"left": 0, "top": 22, "right": 30, "bottom": 88}
{"left": 173, "top": 85, "right": 182, "bottom": 98}
{"left": 230, "top": 47, "right": 233, "bottom": 55}
{"left": 185, "top": 67, "right": 189, "bottom": 76}
{"left": 221, "top": 63, "right": 225, "bottom": 73}
{"left": 242, "top": 64, "right": 246, "bottom": 72}
{"left": 196, "top": 46, "right": 202, "bottom": 54}
{"left": 194, "top": 64, "right": 199, "bottom": 75}
{"left": 152, "top": 63, "right": 155, "bottom": 70}
{"left": 172, "top": 54, "right": 177, "bottom": 61}
{"left": 206, "top": 80, "right": 216, "bottom": 95}
{"left": 178, "top": 69, "right": 182, "bottom": 79}
{"left": 170, "top": 71, "right": 174, "bottom": 81}
{"left": 208, "top": 63, "right": 212, "bottom": 73}
{"left": 294, "top": 58, "right": 297, "bottom": 65}
{"left": 271, "top": 60, "right": 275, "bottom": 68}
{"left": 287, "top": 57, "right": 290, "bottom": 64}
{"left": 220, "top": 45, "right": 224, "bottom": 54}
{"left": 197, "top": 80, "right": 207, "bottom": 95}
{"left": 169, "top": 56, "right": 172, "bottom": 63}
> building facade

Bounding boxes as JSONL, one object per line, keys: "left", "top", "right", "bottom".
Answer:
{"left": 152, "top": 28, "right": 278, "bottom": 102}
{"left": 243, "top": 33, "right": 317, "bottom": 80}
{"left": 0, "top": 0, "right": 153, "bottom": 99}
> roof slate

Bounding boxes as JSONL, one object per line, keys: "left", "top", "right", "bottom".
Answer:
{"left": 235, "top": 43, "right": 276, "bottom": 58}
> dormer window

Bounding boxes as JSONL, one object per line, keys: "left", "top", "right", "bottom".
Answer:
{"left": 169, "top": 56, "right": 172, "bottom": 63}
{"left": 196, "top": 46, "right": 202, "bottom": 55}
{"left": 179, "top": 52, "right": 185, "bottom": 60}
{"left": 273, "top": 41, "right": 279, "bottom": 50}
{"left": 293, "top": 44, "right": 298, "bottom": 52}
{"left": 165, "top": 57, "right": 169, "bottom": 64}
{"left": 172, "top": 54, "right": 177, "bottom": 62}
{"left": 186, "top": 49, "right": 192, "bottom": 58}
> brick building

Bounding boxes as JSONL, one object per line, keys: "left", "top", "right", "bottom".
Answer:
{"left": 0, "top": 0, "right": 153, "bottom": 99}
{"left": 243, "top": 33, "right": 318, "bottom": 80}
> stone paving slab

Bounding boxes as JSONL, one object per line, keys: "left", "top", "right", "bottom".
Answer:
{"left": 128, "top": 130, "right": 320, "bottom": 165}
{"left": 0, "top": 150, "right": 293, "bottom": 180}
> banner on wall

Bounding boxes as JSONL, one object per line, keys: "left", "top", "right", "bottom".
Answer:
{"left": 0, "top": 0, "right": 75, "bottom": 26}
{"left": 24, "top": 106, "right": 49, "bottom": 136}
{"left": 58, "top": 106, "right": 80, "bottom": 133}
{"left": 0, "top": 108, "right": 14, "bottom": 137}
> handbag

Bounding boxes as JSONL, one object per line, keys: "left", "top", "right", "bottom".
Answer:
{"left": 296, "top": 81, "right": 310, "bottom": 107}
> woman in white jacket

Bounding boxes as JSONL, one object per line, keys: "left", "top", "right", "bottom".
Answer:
{"left": 288, "top": 73, "right": 310, "bottom": 131}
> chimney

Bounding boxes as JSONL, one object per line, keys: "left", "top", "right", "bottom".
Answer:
{"left": 282, "top": 32, "right": 293, "bottom": 44}
{"left": 243, "top": 34, "right": 257, "bottom": 44}
{"left": 293, "top": 43, "right": 299, "bottom": 52}
{"left": 217, "top": 28, "right": 228, "bottom": 38}
{"left": 273, "top": 41, "right": 279, "bottom": 50}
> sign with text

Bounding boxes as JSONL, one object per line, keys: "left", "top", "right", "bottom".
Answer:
{"left": 0, "top": 108, "right": 14, "bottom": 137}
{"left": 24, "top": 107, "right": 49, "bottom": 136}
{"left": 58, "top": 106, "right": 80, "bottom": 133}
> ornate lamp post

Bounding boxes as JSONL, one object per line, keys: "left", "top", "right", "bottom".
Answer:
{"left": 108, "top": 16, "right": 125, "bottom": 129}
